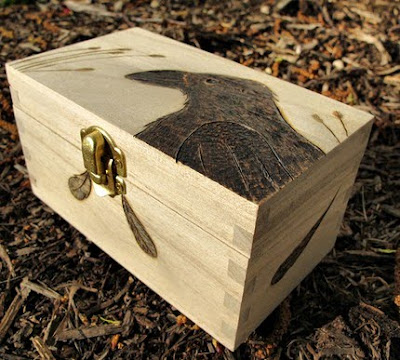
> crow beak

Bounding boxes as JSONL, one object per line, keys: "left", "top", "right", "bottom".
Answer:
{"left": 126, "top": 70, "right": 183, "bottom": 89}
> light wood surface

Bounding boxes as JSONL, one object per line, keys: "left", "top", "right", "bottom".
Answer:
{"left": 7, "top": 28, "right": 374, "bottom": 350}
{"left": 235, "top": 123, "right": 372, "bottom": 347}
{"left": 8, "top": 28, "right": 371, "bottom": 154}
{"left": 7, "top": 67, "right": 258, "bottom": 257}
{"left": 7, "top": 28, "right": 373, "bottom": 203}
{"left": 14, "top": 107, "right": 249, "bottom": 350}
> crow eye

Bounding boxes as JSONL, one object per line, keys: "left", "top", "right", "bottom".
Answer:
{"left": 205, "top": 78, "right": 218, "bottom": 85}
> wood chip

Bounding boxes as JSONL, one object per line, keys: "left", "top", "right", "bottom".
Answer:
{"left": 350, "top": 7, "right": 382, "bottom": 24}
{"left": 64, "top": 1, "right": 117, "bottom": 17}
{"left": 274, "top": 0, "right": 293, "bottom": 12}
{"left": 55, "top": 323, "right": 126, "bottom": 341}
{"left": 383, "top": 74, "right": 400, "bottom": 86}
{"left": 31, "top": 336, "right": 56, "bottom": 360}
{"left": 122, "top": 309, "right": 134, "bottom": 337}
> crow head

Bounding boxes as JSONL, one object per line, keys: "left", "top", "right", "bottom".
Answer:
{"left": 125, "top": 70, "right": 274, "bottom": 99}
{"left": 126, "top": 70, "right": 186, "bottom": 90}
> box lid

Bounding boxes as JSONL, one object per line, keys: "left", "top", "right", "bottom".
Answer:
{"left": 6, "top": 28, "right": 373, "bottom": 256}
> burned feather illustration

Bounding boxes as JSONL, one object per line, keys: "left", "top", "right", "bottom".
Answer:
{"left": 122, "top": 195, "right": 157, "bottom": 258}
{"left": 333, "top": 110, "right": 348, "bottom": 137}
{"left": 126, "top": 71, "right": 324, "bottom": 202}
{"left": 271, "top": 189, "right": 340, "bottom": 285}
{"left": 68, "top": 172, "right": 157, "bottom": 257}
{"left": 15, "top": 47, "right": 165, "bottom": 73}
{"left": 312, "top": 113, "right": 341, "bottom": 144}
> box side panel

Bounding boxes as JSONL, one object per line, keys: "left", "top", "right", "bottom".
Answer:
{"left": 7, "top": 67, "right": 258, "bottom": 257}
{"left": 14, "top": 106, "right": 248, "bottom": 350}
{"left": 234, "top": 122, "right": 372, "bottom": 347}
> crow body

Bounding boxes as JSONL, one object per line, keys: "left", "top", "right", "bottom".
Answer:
{"left": 126, "top": 71, "right": 323, "bottom": 202}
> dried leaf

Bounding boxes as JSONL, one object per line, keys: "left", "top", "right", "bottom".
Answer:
{"left": 68, "top": 171, "right": 91, "bottom": 200}
{"left": 110, "top": 334, "right": 120, "bottom": 350}
{"left": 176, "top": 314, "right": 187, "bottom": 325}
{"left": 0, "top": 119, "right": 18, "bottom": 138}
{"left": 0, "top": 27, "right": 13, "bottom": 39}
{"left": 122, "top": 195, "right": 157, "bottom": 258}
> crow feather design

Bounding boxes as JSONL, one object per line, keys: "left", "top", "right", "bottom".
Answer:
{"left": 271, "top": 189, "right": 339, "bottom": 285}
{"left": 122, "top": 195, "right": 157, "bottom": 258}
{"left": 126, "top": 71, "right": 324, "bottom": 202}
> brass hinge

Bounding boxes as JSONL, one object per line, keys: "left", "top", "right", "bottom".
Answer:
{"left": 80, "top": 126, "right": 126, "bottom": 197}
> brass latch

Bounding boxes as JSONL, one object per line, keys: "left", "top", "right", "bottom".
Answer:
{"left": 80, "top": 126, "right": 126, "bottom": 197}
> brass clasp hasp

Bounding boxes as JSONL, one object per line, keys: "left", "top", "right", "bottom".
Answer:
{"left": 80, "top": 126, "right": 126, "bottom": 197}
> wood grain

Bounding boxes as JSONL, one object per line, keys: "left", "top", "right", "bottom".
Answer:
{"left": 127, "top": 71, "right": 324, "bottom": 202}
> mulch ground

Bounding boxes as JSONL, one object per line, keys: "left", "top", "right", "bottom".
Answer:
{"left": 0, "top": 0, "right": 399, "bottom": 359}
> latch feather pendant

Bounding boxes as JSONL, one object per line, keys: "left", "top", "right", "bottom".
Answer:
{"left": 68, "top": 126, "right": 157, "bottom": 258}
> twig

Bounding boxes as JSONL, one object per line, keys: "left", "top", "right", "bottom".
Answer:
{"left": 55, "top": 281, "right": 97, "bottom": 293}
{"left": 0, "top": 286, "right": 30, "bottom": 343}
{"left": 0, "top": 353, "right": 30, "bottom": 360}
{"left": 21, "top": 277, "right": 62, "bottom": 300}
{"left": 31, "top": 336, "right": 56, "bottom": 360}
{"left": 86, "top": 277, "right": 133, "bottom": 315}
{"left": 0, "top": 244, "right": 16, "bottom": 277}
{"left": 43, "top": 302, "right": 61, "bottom": 344}
{"left": 381, "top": 205, "right": 400, "bottom": 219}
{"left": 394, "top": 248, "right": 400, "bottom": 307}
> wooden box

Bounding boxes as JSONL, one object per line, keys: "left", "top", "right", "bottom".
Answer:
{"left": 6, "top": 28, "right": 373, "bottom": 350}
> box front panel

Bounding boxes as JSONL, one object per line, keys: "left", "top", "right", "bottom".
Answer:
{"left": 14, "top": 106, "right": 249, "bottom": 350}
